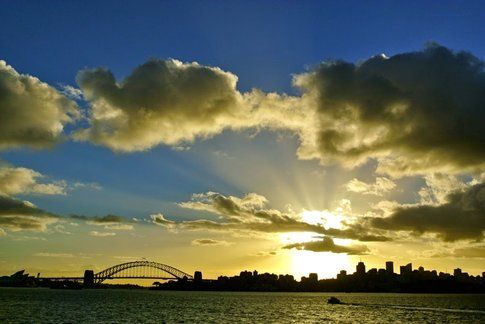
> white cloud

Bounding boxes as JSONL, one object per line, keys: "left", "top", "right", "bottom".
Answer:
{"left": 89, "top": 231, "right": 116, "bottom": 237}
{"left": 0, "top": 163, "right": 67, "bottom": 196}
{"left": 0, "top": 60, "right": 79, "bottom": 150}
{"left": 345, "top": 177, "right": 396, "bottom": 196}
{"left": 34, "top": 252, "right": 74, "bottom": 258}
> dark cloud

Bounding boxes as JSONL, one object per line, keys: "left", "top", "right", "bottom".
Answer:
{"left": 326, "top": 225, "right": 391, "bottom": 242}
{"left": 371, "top": 182, "right": 485, "bottom": 241}
{"left": 191, "top": 238, "right": 231, "bottom": 246}
{"left": 0, "top": 195, "right": 58, "bottom": 231}
{"left": 283, "top": 236, "right": 369, "bottom": 255}
{"left": 154, "top": 192, "right": 390, "bottom": 242}
{"left": 0, "top": 60, "right": 79, "bottom": 150}
{"left": 70, "top": 214, "right": 125, "bottom": 224}
{"left": 294, "top": 44, "right": 485, "bottom": 176}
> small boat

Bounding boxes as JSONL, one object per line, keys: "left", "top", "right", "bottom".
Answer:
{"left": 327, "top": 296, "right": 342, "bottom": 304}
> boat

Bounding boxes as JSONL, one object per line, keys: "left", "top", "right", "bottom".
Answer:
{"left": 327, "top": 296, "right": 342, "bottom": 304}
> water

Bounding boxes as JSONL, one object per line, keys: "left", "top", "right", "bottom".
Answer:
{"left": 1, "top": 288, "right": 484, "bottom": 323}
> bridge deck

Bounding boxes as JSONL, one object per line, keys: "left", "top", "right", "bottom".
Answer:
{"left": 40, "top": 276, "right": 191, "bottom": 280}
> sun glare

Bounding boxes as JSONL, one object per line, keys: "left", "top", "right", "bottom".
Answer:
{"left": 300, "top": 210, "right": 344, "bottom": 229}
{"left": 288, "top": 249, "right": 352, "bottom": 279}
{"left": 277, "top": 210, "right": 353, "bottom": 278}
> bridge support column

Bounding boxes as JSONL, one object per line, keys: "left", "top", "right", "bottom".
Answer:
{"left": 84, "top": 270, "right": 94, "bottom": 287}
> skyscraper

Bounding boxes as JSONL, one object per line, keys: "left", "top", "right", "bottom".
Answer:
{"left": 356, "top": 262, "right": 366, "bottom": 275}
{"left": 385, "top": 261, "right": 394, "bottom": 274}
{"left": 400, "top": 263, "right": 412, "bottom": 276}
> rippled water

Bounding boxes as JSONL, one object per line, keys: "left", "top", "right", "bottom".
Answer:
{"left": 1, "top": 288, "right": 484, "bottom": 323}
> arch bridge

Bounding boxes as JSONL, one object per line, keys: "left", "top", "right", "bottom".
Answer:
{"left": 41, "top": 260, "right": 194, "bottom": 285}
{"left": 90, "top": 260, "right": 193, "bottom": 284}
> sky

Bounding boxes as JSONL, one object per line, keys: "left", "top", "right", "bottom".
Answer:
{"left": 0, "top": 1, "right": 484, "bottom": 281}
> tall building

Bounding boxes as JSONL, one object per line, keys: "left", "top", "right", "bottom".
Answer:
{"left": 194, "top": 271, "right": 202, "bottom": 283}
{"left": 400, "top": 263, "right": 412, "bottom": 276}
{"left": 337, "top": 270, "right": 347, "bottom": 280}
{"left": 356, "top": 262, "right": 366, "bottom": 275}
{"left": 309, "top": 273, "right": 318, "bottom": 282}
{"left": 454, "top": 268, "right": 462, "bottom": 277}
{"left": 385, "top": 261, "right": 394, "bottom": 274}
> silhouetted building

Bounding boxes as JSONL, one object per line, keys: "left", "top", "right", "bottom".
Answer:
{"left": 337, "top": 270, "right": 347, "bottom": 280}
{"left": 194, "top": 271, "right": 202, "bottom": 284}
{"left": 0, "top": 270, "right": 36, "bottom": 287}
{"left": 385, "top": 261, "right": 394, "bottom": 274}
{"left": 148, "top": 260, "right": 485, "bottom": 293}
{"left": 240, "top": 270, "right": 252, "bottom": 279}
{"left": 308, "top": 273, "right": 318, "bottom": 282}
{"left": 454, "top": 268, "right": 462, "bottom": 277}
{"left": 356, "top": 262, "right": 366, "bottom": 275}
{"left": 400, "top": 263, "right": 412, "bottom": 276}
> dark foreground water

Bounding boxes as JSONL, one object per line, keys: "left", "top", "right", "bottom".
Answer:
{"left": 0, "top": 288, "right": 484, "bottom": 323}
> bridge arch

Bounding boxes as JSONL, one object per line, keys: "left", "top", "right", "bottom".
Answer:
{"left": 94, "top": 260, "right": 193, "bottom": 283}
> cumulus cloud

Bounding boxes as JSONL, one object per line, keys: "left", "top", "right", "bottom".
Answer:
{"left": 0, "top": 163, "right": 67, "bottom": 196}
{"left": 0, "top": 195, "right": 59, "bottom": 232}
{"left": 345, "top": 177, "right": 396, "bottom": 196}
{"left": 371, "top": 182, "right": 485, "bottom": 241}
{"left": 293, "top": 44, "right": 485, "bottom": 177}
{"left": 191, "top": 238, "right": 232, "bottom": 246}
{"left": 283, "top": 236, "right": 369, "bottom": 255}
{"left": 153, "top": 192, "right": 389, "bottom": 242}
{"left": 74, "top": 59, "right": 246, "bottom": 152}
{"left": 418, "top": 173, "right": 469, "bottom": 205}
{"left": 0, "top": 60, "right": 79, "bottom": 150}
{"left": 70, "top": 44, "right": 485, "bottom": 179}
{"left": 74, "top": 58, "right": 306, "bottom": 152}
{"left": 58, "top": 84, "right": 83, "bottom": 100}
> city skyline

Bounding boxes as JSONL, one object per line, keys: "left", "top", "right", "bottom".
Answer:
{"left": 3, "top": 259, "right": 485, "bottom": 282}
{"left": 1, "top": 1, "right": 485, "bottom": 281}
{"left": 3, "top": 258, "right": 483, "bottom": 293}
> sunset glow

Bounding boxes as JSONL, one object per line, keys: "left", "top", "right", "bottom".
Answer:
{"left": 0, "top": 1, "right": 484, "bottom": 285}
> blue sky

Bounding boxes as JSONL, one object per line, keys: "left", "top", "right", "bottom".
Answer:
{"left": 1, "top": 1, "right": 484, "bottom": 277}
{"left": 2, "top": 0, "right": 483, "bottom": 217}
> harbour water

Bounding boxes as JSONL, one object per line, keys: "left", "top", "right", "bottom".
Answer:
{"left": 1, "top": 288, "right": 484, "bottom": 323}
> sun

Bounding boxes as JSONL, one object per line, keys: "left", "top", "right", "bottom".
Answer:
{"left": 277, "top": 210, "right": 352, "bottom": 278}
{"left": 300, "top": 210, "right": 344, "bottom": 229}
{"left": 288, "top": 249, "right": 352, "bottom": 279}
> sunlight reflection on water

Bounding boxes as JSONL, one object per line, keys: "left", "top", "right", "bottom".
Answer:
{"left": 1, "top": 288, "right": 484, "bottom": 323}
